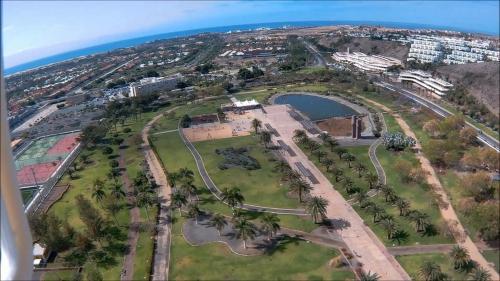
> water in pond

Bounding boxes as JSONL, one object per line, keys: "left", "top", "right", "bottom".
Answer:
{"left": 274, "top": 94, "right": 357, "bottom": 121}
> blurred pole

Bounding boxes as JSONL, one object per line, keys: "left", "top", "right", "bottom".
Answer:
{"left": 1, "top": 55, "right": 33, "bottom": 279}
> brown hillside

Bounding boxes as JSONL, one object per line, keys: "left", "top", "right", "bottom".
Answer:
{"left": 436, "top": 62, "right": 500, "bottom": 116}
{"left": 319, "top": 37, "right": 410, "bottom": 61}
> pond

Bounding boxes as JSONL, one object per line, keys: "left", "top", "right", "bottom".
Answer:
{"left": 274, "top": 94, "right": 357, "bottom": 121}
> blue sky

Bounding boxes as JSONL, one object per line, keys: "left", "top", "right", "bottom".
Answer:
{"left": 2, "top": 1, "right": 499, "bottom": 68}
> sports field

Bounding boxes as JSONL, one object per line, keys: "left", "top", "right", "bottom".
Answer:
{"left": 15, "top": 132, "right": 80, "bottom": 186}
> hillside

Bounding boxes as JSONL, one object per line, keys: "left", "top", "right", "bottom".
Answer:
{"left": 436, "top": 62, "right": 500, "bottom": 116}
{"left": 319, "top": 37, "right": 410, "bottom": 61}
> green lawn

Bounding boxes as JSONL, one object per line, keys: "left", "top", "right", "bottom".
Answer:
{"left": 396, "top": 253, "right": 468, "bottom": 281}
{"left": 195, "top": 135, "right": 301, "bottom": 209}
{"left": 169, "top": 214, "right": 354, "bottom": 281}
{"left": 150, "top": 131, "right": 317, "bottom": 232}
{"left": 42, "top": 269, "right": 79, "bottom": 281}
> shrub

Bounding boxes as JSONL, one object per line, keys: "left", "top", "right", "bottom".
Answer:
{"left": 109, "top": 160, "right": 119, "bottom": 168}
{"left": 102, "top": 146, "right": 113, "bottom": 155}
{"left": 382, "top": 132, "right": 416, "bottom": 151}
{"left": 123, "top": 128, "right": 132, "bottom": 133}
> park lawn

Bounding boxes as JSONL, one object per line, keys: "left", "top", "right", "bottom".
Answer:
{"left": 48, "top": 144, "right": 130, "bottom": 280}
{"left": 382, "top": 113, "right": 402, "bottom": 133}
{"left": 21, "top": 188, "right": 37, "bottom": 205}
{"left": 169, "top": 214, "right": 354, "bottom": 281}
{"left": 396, "top": 253, "right": 468, "bottom": 281}
{"left": 194, "top": 135, "right": 301, "bottom": 209}
{"left": 42, "top": 269, "right": 79, "bottom": 281}
{"left": 133, "top": 229, "right": 156, "bottom": 280}
{"left": 150, "top": 126, "right": 317, "bottom": 232}
{"left": 483, "top": 250, "right": 499, "bottom": 273}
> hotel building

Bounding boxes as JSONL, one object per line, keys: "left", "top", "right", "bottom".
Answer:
{"left": 398, "top": 70, "right": 453, "bottom": 99}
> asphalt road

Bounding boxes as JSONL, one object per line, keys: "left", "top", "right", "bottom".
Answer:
{"left": 374, "top": 81, "right": 499, "bottom": 152}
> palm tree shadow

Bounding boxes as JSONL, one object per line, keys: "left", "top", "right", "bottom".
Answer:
{"left": 263, "top": 235, "right": 301, "bottom": 255}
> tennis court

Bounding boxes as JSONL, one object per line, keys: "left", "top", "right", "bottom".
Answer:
{"left": 15, "top": 132, "right": 80, "bottom": 186}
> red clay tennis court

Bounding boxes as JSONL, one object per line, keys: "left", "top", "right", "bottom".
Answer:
{"left": 14, "top": 132, "right": 80, "bottom": 187}
{"left": 16, "top": 162, "right": 60, "bottom": 186}
{"left": 46, "top": 134, "right": 79, "bottom": 155}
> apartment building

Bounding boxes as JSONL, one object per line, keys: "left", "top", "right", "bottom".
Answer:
{"left": 129, "top": 73, "right": 182, "bottom": 97}
{"left": 399, "top": 70, "right": 453, "bottom": 99}
{"left": 331, "top": 50, "right": 402, "bottom": 73}
{"left": 408, "top": 38, "right": 443, "bottom": 63}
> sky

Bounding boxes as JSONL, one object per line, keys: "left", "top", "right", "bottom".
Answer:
{"left": 2, "top": 1, "right": 499, "bottom": 68}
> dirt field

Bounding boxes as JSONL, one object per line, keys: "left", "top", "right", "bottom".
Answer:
{"left": 316, "top": 117, "right": 364, "bottom": 137}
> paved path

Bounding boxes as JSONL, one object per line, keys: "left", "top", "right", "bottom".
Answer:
{"left": 360, "top": 97, "right": 499, "bottom": 279}
{"left": 120, "top": 147, "right": 141, "bottom": 281}
{"left": 253, "top": 105, "right": 411, "bottom": 280}
{"left": 143, "top": 109, "right": 177, "bottom": 281}
{"left": 368, "top": 112, "right": 387, "bottom": 186}
{"left": 177, "top": 122, "right": 308, "bottom": 216}
{"left": 152, "top": 129, "right": 178, "bottom": 136}
{"left": 388, "top": 244, "right": 455, "bottom": 256}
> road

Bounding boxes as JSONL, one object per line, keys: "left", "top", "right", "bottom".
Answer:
{"left": 142, "top": 109, "right": 175, "bottom": 281}
{"left": 69, "top": 58, "right": 137, "bottom": 95}
{"left": 302, "top": 39, "right": 327, "bottom": 68}
{"left": 253, "top": 105, "right": 411, "bottom": 280}
{"left": 374, "top": 81, "right": 499, "bottom": 152}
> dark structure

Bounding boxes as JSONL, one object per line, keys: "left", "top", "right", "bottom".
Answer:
{"left": 351, "top": 116, "right": 362, "bottom": 139}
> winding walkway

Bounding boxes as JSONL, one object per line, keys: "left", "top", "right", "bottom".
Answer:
{"left": 177, "top": 121, "right": 308, "bottom": 216}
{"left": 360, "top": 96, "right": 499, "bottom": 279}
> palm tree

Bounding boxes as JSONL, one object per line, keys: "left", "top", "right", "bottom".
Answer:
{"left": 353, "top": 162, "right": 366, "bottom": 177}
{"left": 391, "top": 229, "right": 409, "bottom": 245}
{"left": 186, "top": 203, "right": 201, "bottom": 224}
{"left": 395, "top": 198, "right": 411, "bottom": 216}
{"left": 331, "top": 167, "right": 344, "bottom": 182}
{"left": 171, "top": 190, "right": 188, "bottom": 216}
{"left": 408, "top": 210, "right": 430, "bottom": 233}
{"left": 319, "top": 132, "right": 331, "bottom": 143}
{"left": 367, "top": 203, "right": 385, "bottom": 223}
{"left": 306, "top": 196, "right": 328, "bottom": 223}
{"left": 110, "top": 182, "right": 126, "bottom": 200}
{"left": 293, "top": 130, "right": 307, "bottom": 142}
{"left": 469, "top": 267, "right": 492, "bottom": 281}
{"left": 326, "top": 138, "right": 339, "bottom": 152}
{"left": 209, "top": 213, "right": 227, "bottom": 236}
{"left": 320, "top": 157, "right": 334, "bottom": 172}
{"left": 91, "top": 185, "right": 106, "bottom": 206}
{"left": 178, "top": 168, "right": 194, "bottom": 183}
{"left": 418, "top": 261, "right": 447, "bottom": 281}
{"left": 313, "top": 150, "right": 327, "bottom": 161}
{"left": 354, "top": 192, "right": 369, "bottom": 207}
{"left": 342, "top": 177, "right": 354, "bottom": 194}
{"left": 220, "top": 187, "right": 245, "bottom": 211}
{"left": 180, "top": 182, "right": 198, "bottom": 201}
{"left": 137, "top": 192, "right": 155, "bottom": 221}
{"left": 283, "top": 169, "right": 301, "bottom": 183}
{"left": 365, "top": 172, "right": 378, "bottom": 189}
{"left": 307, "top": 140, "right": 321, "bottom": 152}
{"left": 334, "top": 147, "right": 347, "bottom": 160}
{"left": 380, "top": 215, "right": 397, "bottom": 239}
{"left": 251, "top": 118, "right": 262, "bottom": 134}
{"left": 360, "top": 271, "right": 380, "bottom": 281}
{"left": 260, "top": 131, "right": 272, "bottom": 148}
{"left": 450, "top": 245, "right": 470, "bottom": 270}
{"left": 234, "top": 218, "right": 257, "bottom": 249}
{"left": 167, "top": 172, "right": 180, "bottom": 187}
{"left": 274, "top": 160, "right": 291, "bottom": 174}
{"left": 260, "top": 213, "right": 280, "bottom": 241}
{"left": 289, "top": 178, "right": 312, "bottom": 203}
{"left": 381, "top": 185, "right": 395, "bottom": 203}
{"left": 102, "top": 195, "right": 121, "bottom": 226}
{"left": 342, "top": 153, "right": 355, "bottom": 168}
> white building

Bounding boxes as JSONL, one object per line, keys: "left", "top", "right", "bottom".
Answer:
{"left": 408, "top": 38, "right": 443, "bottom": 63}
{"left": 129, "top": 74, "right": 182, "bottom": 97}
{"left": 331, "top": 51, "right": 402, "bottom": 73}
{"left": 399, "top": 70, "right": 453, "bottom": 99}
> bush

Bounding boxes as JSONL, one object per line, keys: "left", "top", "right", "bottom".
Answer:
{"left": 382, "top": 132, "right": 416, "bottom": 151}
{"left": 215, "top": 147, "right": 261, "bottom": 170}
{"left": 102, "top": 146, "right": 113, "bottom": 155}
{"left": 123, "top": 128, "right": 132, "bottom": 133}
{"left": 109, "top": 160, "right": 119, "bottom": 168}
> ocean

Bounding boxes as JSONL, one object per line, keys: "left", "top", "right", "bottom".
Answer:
{"left": 4, "top": 20, "right": 467, "bottom": 76}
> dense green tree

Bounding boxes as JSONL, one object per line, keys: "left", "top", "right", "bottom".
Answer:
{"left": 260, "top": 213, "right": 281, "bottom": 241}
